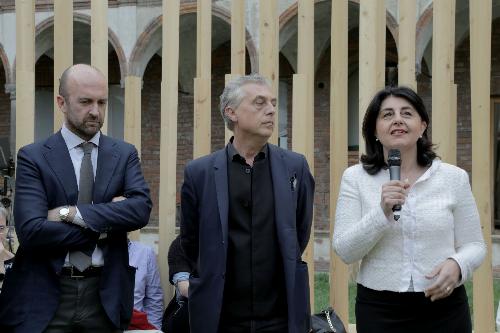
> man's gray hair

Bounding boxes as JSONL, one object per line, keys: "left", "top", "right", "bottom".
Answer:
{"left": 219, "top": 73, "right": 271, "bottom": 131}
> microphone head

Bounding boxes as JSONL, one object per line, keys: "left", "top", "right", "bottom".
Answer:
{"left": 387, "top": 149, "right": 401, "bottom": 167}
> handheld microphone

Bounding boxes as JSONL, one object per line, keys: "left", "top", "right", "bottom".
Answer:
{"left": 387, "top": 149, "right": 401, "bottom": 221}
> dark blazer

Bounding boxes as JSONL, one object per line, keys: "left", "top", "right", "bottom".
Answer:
{"left": 0, "top": 131, "right": 152, "bottom": 333}
{"left": 180, "top": 144, "right": 315, "bottom": 333}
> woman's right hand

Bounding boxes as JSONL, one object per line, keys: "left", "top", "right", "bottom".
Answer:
{"left": 380, "top": 180, "right": 409, "bottom": 218}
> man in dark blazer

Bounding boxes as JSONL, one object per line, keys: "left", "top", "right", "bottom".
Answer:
{"left": 0, "top": 64, "right": 152, "bottom": 332}
{"left": 180, "top": 74, "right": 315, "bottom": 333}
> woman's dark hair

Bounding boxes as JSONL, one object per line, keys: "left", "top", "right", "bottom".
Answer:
{"left": 360, "top": 86, "right": 437, "bottom": 175}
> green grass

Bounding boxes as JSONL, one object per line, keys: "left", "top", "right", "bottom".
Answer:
{"left": 314, "top": 273, "right": 500, "bottom": 324}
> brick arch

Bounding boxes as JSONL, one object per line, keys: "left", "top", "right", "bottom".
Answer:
{"left": 0, "top": 44, "right": 11, "bottom": 85}
{"left": 279, "top": 0, "right": 398, "bottom": 74}
{"left": 279, "top": 0, "right": 398, "bottom": 43}
{"left": 20, "top": 12, "right": 127, "bottom": 83}
{"left": 128, "top": 3, "right": 258, "bottom": 78}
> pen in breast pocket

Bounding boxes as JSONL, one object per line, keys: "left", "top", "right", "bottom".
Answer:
{"left": 290, "top": 173, "right": 297, "bottom": 192}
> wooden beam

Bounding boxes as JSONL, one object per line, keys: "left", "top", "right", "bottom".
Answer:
{"left": 91, "top": 0, "right": 109, "bottom": 134}
{"left": 15, "top": 0, "right": 35, "bottom": 154}
{"left": 358, "top": 0, "right": 385, "bottom": 155}
{"left": 194, "top": 0, "right": 212, "bottom": 157}
{"left": 432, "top": 0, "right": 456, "bottom": 164}
{"left": 53, "top": 0, "right": 73, "bottom": 132}
{"left": 470, "top": 1, "right": 494, "bottom": 332}
{"left": 193, "top": 77, "right": 211, "bottom": 158}
{"left": 231, "top": 0, "right": 246, "bottom": 76}
{"left": 196, "top": 0, "right": 211, "bottom": 78}
{"left": 398, "top": 0, "right": 417, "bottom": 90}
{"left": 159, "top": 0, "right": 180, "bottom": 302}
{"left": 259, "top": 0, "right": 279, "bottom": 145}
{"left": 297, "top": 0, "right": 315, "bottom": 311}
{"left": 330, "top": 0, "right": 349, "bottom": 327}
{"left": 124, "top": 75, "right": 142, "bottom": 242}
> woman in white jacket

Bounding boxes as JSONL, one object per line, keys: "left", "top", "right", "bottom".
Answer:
{"left": 333, "top": 86, "right": 486, "bottom": 333}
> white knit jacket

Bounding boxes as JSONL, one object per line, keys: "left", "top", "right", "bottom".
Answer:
{"left": 333, "top": 160, "right": 486, "bottom": 292}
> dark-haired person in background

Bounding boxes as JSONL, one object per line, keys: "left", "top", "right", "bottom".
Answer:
{"left": 333, "top": 86, "right": 485, "bottom": 333}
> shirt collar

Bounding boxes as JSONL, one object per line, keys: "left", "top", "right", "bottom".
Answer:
{"left": 61, "top": 123, "right": 100, "bottom": 150}
{"left": 227, "top": 137, "right": 267, "bottom": 163}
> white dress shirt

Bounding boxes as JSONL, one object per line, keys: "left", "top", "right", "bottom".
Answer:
{"left": 333, "top": 159, "right": 486, "bottom": 292}
{"left": 61, "top": 124, "right": 104, "bottom": 266}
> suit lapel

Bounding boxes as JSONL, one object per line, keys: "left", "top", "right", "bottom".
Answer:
{"left": 94, "top": 134, "right": 120, "bottom": 204}
{"left": 43, "top": 132, "right": 79, "bottom": 203}
{"left": 269, "top": 144, "right": 294, "bottom": 230}
{"left": 213, "top": 149, "right": 229, "bottom": 248}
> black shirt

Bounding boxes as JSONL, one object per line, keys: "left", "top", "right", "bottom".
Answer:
{"left": 221, "top": 141, "right": 287, "bottom": 321}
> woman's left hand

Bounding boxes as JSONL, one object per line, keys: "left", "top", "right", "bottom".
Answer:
{"left": 424, "top": 258, "right": 461, "bottom": 302}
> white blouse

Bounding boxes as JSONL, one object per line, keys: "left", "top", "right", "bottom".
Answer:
{"left": 333, "top": 159, "right": 486, "bottom": 292}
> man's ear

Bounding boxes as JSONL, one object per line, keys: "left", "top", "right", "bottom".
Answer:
{"left": 225, "top": 107, "right": 237, "bottom": 123}
{"left": 56, "top": 95, "right": 66, "bottom": 113}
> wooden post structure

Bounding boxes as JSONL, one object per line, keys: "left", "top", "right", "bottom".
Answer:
{"left": 159, "top": 0, "right": 180, "bottom": 302}
{"left": 330, "top": 0, "right": 349, "bottom": 326}
{"left": 259, "top": 0, "right": 279, "bottom": 145}
{"left": 193, "top": 0, "right": 212, "bottom": 158}
{"left": 124, "top": 76, "right": 142, "bottom": 241}
{"left": 432, "top": 0, "right": 456, "bottom": 164}
{"left": 358, "top": 0, "right": 385, "bottom": 155}
{"left": 15, "top": 0, "right": 35, "bottom": 154}
{"left": 470, "top": 1, "right": 495, "bottom": 332}
{"left": 53, "top": 0, "right": 73, "bottom": 131}
{"left": 398, "top": 0, "right": 417, "bottom": 90}
{"left": 91, "top": 0, "right": 109, "bottom": 134}
{"left": 226, "top": 0, "right": 247, "bottom": 143}
{"left": 231, "top": 0, "right": 246, "bottom": 76}
{"left": 296, "top": 0, "right": 315, "bottom": 310}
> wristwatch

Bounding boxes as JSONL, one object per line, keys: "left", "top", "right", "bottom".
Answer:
{"left": 59, "top": 206, "right": 70, "bottom": 222}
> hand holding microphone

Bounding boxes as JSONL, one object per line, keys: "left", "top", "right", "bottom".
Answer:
{"left": 381, "top": 149, "right": 408, "bottom": 221}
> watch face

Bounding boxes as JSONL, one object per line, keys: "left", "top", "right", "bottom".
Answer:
{"left": 59, "top": 207, "right": 70, "bottom": 220}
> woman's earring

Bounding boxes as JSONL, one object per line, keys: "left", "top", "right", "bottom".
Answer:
{"left": 375, "top": 137, "right": 379, "bottom": 142}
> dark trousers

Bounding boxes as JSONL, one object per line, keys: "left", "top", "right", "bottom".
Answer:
{"left": 218, "top": 317, "right": 288, "bottom": 333}
{"left": 355, "top": 284, "right": 472, "bottom": 333}
{"left": 43, "top": 276, "right": 121, "bottom": 333}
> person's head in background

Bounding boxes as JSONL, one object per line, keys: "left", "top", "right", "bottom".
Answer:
{"left": 0, "top": 204, "right": 8, "bottom": 248}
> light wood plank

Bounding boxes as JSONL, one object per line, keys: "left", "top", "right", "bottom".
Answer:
{"left": 159, "top": 0, "right": 180, "bottom": 302}
{"left": 193, "top": 77, "right": 211, "bottom": 158}
{"left": 259, "top": 0, "right": 279, "bottom": 145}
{"left": 358, "top": 0, "right": 385, "bottom": 155}
{"left": 91, "top": 0, "right": 109, "bottom": 134}
{"left": 330, "top": 0, "right": 349, "bottom": 327}
{"left": 297, "top": 0, "right": 316, "bottom": 310}
{"left": 15, "top": 0, "right": 35, "bottom": 153}
{"left": 197, "top": 0, "right": 211, "bottom": 78}
{"left": 231, "top": 0, "right": 246, "bottom": 76}
{"left": 398, "top": 0, "right": 417, "bottom": 90}
{"left": 53, "top": 0, "right": 73, "bottom": 132}
{"left": 470, "top": 1, "right": 495, "bottom": 332}
{"left": 124, "top": 75, "right": 142, "bottom": 242}
{"left": 432, "top": 0, "right": 456, "bottom": 164}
